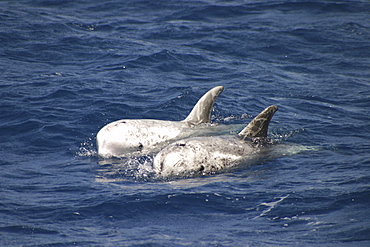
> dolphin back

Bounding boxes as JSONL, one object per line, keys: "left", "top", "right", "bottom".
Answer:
{"left": 182, "top": 86, "right": 224, "bottom": 125}
{"left": 238, "top": 105, "right": 278, "bottom": 139}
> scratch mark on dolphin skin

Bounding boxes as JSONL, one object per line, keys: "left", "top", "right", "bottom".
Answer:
{"left": 137, "top": 143, "right": 143, "bottom": 151}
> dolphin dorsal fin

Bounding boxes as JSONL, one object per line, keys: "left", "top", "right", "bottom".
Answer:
{"left": 182, "top": 86, "right": 224, "bottom": 125}
{"left": 238, "top": 105, "right": 278, "bottom": 139}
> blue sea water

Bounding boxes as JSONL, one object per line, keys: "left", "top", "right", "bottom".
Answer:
{"left": 1, "top": 0, "right": 370, "bottom": 246}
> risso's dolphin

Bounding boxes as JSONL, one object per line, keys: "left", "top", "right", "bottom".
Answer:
{"left": 97, "top": 86, "right": 224, "bottom": 158}
{"left": 153, "top": 105, "right": 278, "bottom": 177}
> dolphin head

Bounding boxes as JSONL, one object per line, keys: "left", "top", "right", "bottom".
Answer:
{"left": 153, "top": 141, "right": 210, "bottom": 177}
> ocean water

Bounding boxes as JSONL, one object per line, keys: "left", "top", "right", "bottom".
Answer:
{"left": 1, "top": 0, "right": 370, "bottom": 246}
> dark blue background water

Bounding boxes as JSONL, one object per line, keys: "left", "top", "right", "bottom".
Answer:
{"left": 1, "top": 0, "right": 369, "bottom": 246}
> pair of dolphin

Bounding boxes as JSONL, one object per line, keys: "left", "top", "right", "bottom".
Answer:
{"left": 97, "top": 86, "right": 278, "bottom": 177}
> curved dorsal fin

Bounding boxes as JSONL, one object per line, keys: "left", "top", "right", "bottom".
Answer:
{"left": 238, "top": 105, "right": 278, "bottom": 139}
{"left": 182, "top": 86, "right": 224, "bottom": 125}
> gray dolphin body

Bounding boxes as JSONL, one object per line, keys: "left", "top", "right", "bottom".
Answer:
{"left": 153, "top": 105, "right": 278, "bottom": 177}
{"left": 97, "top": 86, "right": 224, "bottom": 158}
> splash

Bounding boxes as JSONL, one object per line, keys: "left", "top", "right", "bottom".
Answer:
{"left": 253, "top": 194, "right": 290, "bottom": 219}
{"left": 77, "top": 136, "right": 97, "bottom": 157}
{"left": 96, "top": 155, "right": 156, "bottom": 182}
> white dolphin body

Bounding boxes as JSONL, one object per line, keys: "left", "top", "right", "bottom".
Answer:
{"left": 97, "top": 86, "right": 224, "bottom": 158}
{"left": 153, "top": 105, "right": 278, "bottom": 177}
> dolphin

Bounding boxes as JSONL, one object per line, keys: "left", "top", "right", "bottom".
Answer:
{"left": 97, "top": 86, "right": 224, "bottom": 158}
{"left": 153, "top": 105, "right": 278, "bottom": 177}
